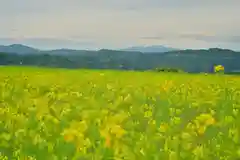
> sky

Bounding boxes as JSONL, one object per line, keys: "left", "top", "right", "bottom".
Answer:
{"left": 0, "top": 0, "right": 240, "bottom": 50}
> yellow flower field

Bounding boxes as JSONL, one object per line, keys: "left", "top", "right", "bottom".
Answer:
{"left": 0, "top": 66, "right": 240, "bottom": 160}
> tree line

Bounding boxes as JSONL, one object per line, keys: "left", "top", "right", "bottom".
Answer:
{"left": 0, "top": 48, "right": 240, "bottom": 74}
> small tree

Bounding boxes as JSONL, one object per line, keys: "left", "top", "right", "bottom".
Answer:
{"left": 154, "top": 67, "right": 184, "bottom": 73}
{"left": 214, "top": 65, "right": 224, "bottom": 74}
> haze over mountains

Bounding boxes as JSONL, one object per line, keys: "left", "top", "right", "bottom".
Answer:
{"left": 0, "top": 44, "right": 178, "bottom": 54}
{"left": 120, "top": 45, "right": 177, "bottom": 53}
{"left": 0, "top": 43, "right": 239, "bottom": 55}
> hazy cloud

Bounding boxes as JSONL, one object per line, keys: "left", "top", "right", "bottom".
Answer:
{"left": 141, "top": 34, "right": 240, "bottom": 43}
{"left": 178, "top": 34, "right": 240, "bottom": 43}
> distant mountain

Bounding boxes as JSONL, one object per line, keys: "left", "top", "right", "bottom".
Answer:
{"left": 0, "top": 44, "right": 238, "bottom": 57}
{"left": 0, "top": 44, "right": 40, "bottom": 54}
{"left": 120, "top": 45, "right": 177, "bottom": 53}
{"left": 0, "top": 44, "right": 85, "bottom": 55}
{"left": 0, "top": 45, "right": 239, "bottom": 74}
{"left": 0, "top": 38, "right": 97, "bottom": 50}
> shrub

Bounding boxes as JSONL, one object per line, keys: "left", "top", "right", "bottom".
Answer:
{"left": 154, "top": 67, "right": 184, "bottom": 73}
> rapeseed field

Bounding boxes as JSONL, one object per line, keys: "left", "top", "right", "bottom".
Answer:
{"left": 0, "top": 66, "right": 240, "bottom": 160}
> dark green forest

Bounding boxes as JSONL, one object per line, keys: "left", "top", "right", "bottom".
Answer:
{"left": 0, "top": 48, "right": 240, "bottom": 74}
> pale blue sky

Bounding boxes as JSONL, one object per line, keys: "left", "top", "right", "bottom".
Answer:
{"left": 0, "top": 0, "right": 240, "bottom": 50}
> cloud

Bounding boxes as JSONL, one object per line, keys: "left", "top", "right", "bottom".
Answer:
{"left": 140, "top": 33, "right": 240, "bottom": 43}
{"left": 1, "top": 0, "right": 240, "bottom": 15}
{"left": 178, "top": 34, "right": 240, "bottom": 43}
{"left": 0, "top": 0, "right": 240, "bottom": 49}
{"left": 140, "top": 36, "right": 166, "bottom": 40}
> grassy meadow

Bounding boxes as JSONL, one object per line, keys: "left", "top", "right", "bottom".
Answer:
{"left": 0, "top": 66, "right": 240, "bottom": 160}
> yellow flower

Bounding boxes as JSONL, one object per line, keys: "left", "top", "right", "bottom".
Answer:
{"left": 197, "top": 126, "right": 206, "bottom": 135}
{"left": 100, "top": 128, "right": 109, "bottom": 138}
{"left": 159, "top": 123, "right": 168, "bottom": 133}
{"left": 196, "top": 113, "right": 215, "bottom": 126}
{"left": 110, "top": 124, "right": 126, "bottom": 139}
{"left": 181, "top": 132, "right": 191, "bottom": 139}
{"left": 105, "top": 135, "right": 111, "bottom": 148}
{"left": 205, "top": 117, "right": 216, "bottom": 126}
{"left": 100, "top": 127, "right": 112, "bottom": 148}
{"left": 161, "top": 80, "right": 173, "bottom": 92}
{"left": 62, "top": 129, "right": 77, "bottom": 143}
{"left": 214, "top": 65, "right": 224, "bottom": 73}
{"left": 144, "top": 110, "right": 152, "bottom": 118}
{"left": 63, "top": 132, "right": 75, "bottom": 142}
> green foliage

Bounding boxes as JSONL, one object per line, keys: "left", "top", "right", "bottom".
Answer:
{"left": 0, "top": 66, "right": 240, "bottom": 159}
{"left": 0, "top": 47, "right": 240, "bottom": 74}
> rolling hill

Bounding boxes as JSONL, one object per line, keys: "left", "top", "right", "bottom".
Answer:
{"left": 0, "top": 44, "right": 239, "bottom": 74}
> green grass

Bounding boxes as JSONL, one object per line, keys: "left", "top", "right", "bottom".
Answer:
{"left": 0, "top": 66, "right": 240, "bottom": 160}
